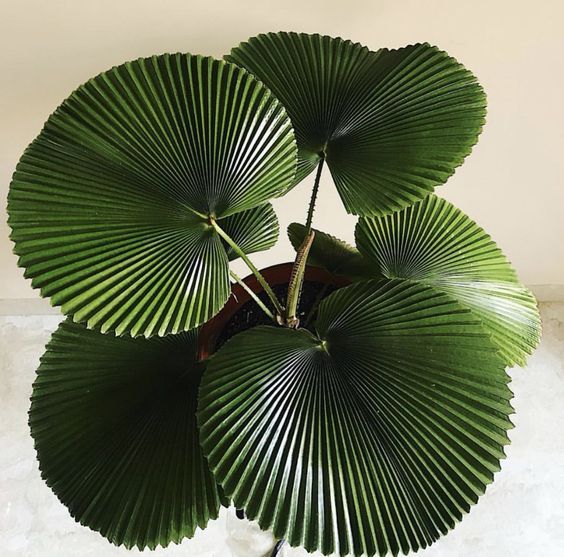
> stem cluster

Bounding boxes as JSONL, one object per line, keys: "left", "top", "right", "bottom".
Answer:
{"left": 214, "top": 156, "right": 325, "bottom": 327}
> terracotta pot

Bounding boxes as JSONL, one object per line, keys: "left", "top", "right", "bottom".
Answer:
{"left": 197, "top": 262, "right": 350, "bottom": 359}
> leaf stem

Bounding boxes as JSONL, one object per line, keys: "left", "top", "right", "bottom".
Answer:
{"left": 230, "top": 270, "right": 275, "bottom": 321}
{"left": 184, "top": 204, "right": 211, "bottom": 220}
{"left": 284, "top": 155, "right": 324, "bottom": 327}
{"left": 213, "top": 220, "right": 285, "bottom": 317}
{"left": 285, "top": 230, "right": 315, "bottom": 327}
{"left": 305, "top": 155, "right": 325, "bottom": 232}
{"left": 270, "top": 540, "right": 286, "bottom": 556}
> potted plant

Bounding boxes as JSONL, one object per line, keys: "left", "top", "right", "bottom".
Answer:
{"left": 7, "top": 32, "right": 541, "bottom": 556}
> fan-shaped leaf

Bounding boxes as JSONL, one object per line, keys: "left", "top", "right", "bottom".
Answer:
{"left": 30, "top": 320, "right": 223, "bottom": 550}
{"left": 198, "top": 279, "right": 513, "bottom": 556}
{"left": 288, "top": 222, "right": 380, "bottom": 280}
{"left": 227, "top": 32, "right": 486, "bottom": 216}
{"left": 356, "top": 195, "right": 541, "bottom": 366}
{"left": 221, "top": 203, "right": 279, "bottom": 261}
{"left": 8, "top": 53, "right": 297, "bottom": 336}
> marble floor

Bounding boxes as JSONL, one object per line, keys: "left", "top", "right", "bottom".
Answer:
{"left": 1, "top": 305, "right": 563, "bottom": 557}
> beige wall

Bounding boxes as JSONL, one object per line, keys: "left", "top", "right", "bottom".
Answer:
{"left": 2, "top": 0, "right": 563, "bottom": 299}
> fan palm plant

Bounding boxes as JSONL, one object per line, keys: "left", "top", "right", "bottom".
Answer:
{"left": 7, "top": 32, "right": 541, "bottom": 556}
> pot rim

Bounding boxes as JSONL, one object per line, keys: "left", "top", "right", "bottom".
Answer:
{"left": 197, "top": 262, "right": 349, "bottom": 359}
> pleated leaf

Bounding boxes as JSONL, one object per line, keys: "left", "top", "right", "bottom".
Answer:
{"left": 198, "top": 279, "right": 513, "bottom": 556}
{"left": 356, "top": 195, "right": 541, "bottom": 366}
{"left": 288, "top": 222, "right": 380, "bottom": 280}
{"left": 220, "top": 203, "right": 279, "bottom": 261}
{"left": 8, "top": 53, "right": 297, "bottom": 336}
{"left": 30, "top": 320, "right": 224, "bottom": 550}
{"left": 227, "top": 32, "right": 486, "bottom": 216}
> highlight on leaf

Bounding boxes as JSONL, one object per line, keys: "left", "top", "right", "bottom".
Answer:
{"left": 29, "top": 320, "right": 224, "bottom": 550}
{"left": 227, "top": 32, "right": 486, "bottom": 216}
{"left": 356, "top": 194, "right": 541, "bottom": 366}
{"left": 8, "top": 53, "right": 297, "bottom": 337}
{"left": 198, "top": 279, "right": 513, "bottom": 556}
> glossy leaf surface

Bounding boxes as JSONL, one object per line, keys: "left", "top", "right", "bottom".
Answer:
{"left": 30, "top": 320, "right": 223, "bottom": 549}
{"left": 356, "top": 195, "right": 541, "bottom": 366}
{"left": 288, "top": 222, "right": 380, "bottom": 280}
{"left": 199, "top": 279, "right": 513, "bottom": 556}
{"left": 221, "top": 203, "right": 279, "bottom": 261}
{"left": 228, "top": 32, "right": 486, "bottom": 216}
{"left": 8, "top": 54, "right": 296, "bottom": 336}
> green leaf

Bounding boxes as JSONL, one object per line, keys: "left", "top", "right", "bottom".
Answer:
{"left": 288, "top": 222, "right": 380, "bottom": 280}
{"left": 220, "top": 203, "right": 279, "bottom": 261}
{"left": 198, "top": 279, "right": 513, "bottom": 556}
{"left": 356, "top": 195, "right": 541, "bottom": 366}
{"left": 8, "top": 54, "right": 297, "bottom": 336}
{"left": 29, "top": 320, "right": 224, "bottom": 550}
{"left": 227, "top": 32, "right": 486, "bottom": 216}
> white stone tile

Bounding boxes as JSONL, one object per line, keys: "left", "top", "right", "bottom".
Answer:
{"left": 1, "top": 306, "right": 562, "bottom": 556}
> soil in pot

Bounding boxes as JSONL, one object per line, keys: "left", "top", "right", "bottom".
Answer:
{"left": 214, "top": 280, "right": 339, "bottom": 352}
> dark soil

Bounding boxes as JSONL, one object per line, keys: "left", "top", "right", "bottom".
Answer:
{"left": 214, "top": 280, "right": 340, "bottom": 351}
